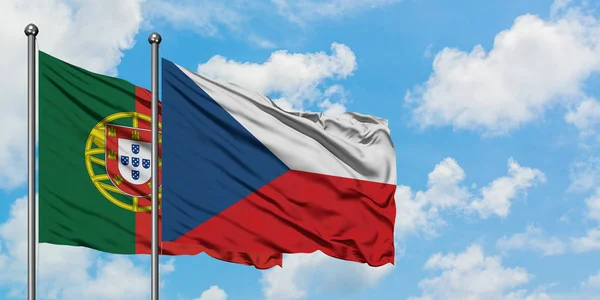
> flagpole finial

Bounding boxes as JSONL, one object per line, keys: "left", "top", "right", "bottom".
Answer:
{"left": 24, "top": 24, "right": 39, "bottom": 36}
{"left": 148, "top": 32, "right": 162, "bottom": 44}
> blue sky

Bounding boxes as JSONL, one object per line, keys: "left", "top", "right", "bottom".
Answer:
{"left": 1, "top": 0, "right": 600, "bottom": 299}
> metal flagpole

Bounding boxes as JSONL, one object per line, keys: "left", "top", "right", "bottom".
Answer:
{"left": 25, "top": 23, "right": 39, "bottom": 300}
{"left": 148, "top": 32, "right": 162, "bottom": 300}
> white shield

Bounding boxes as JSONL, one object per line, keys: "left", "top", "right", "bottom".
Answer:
{"left": 118, "top": 138, "right": 152, "bottom": 184}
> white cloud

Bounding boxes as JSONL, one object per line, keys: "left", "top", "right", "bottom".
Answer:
{"left": 571, "top": 188, "right": 600, "bottom": 253}
{"left": 394, "top": 185, "right": 438, "bottom": 238}
{"left": 406, "top": 4, "right": 600, "bottom": 135}
{"left": 569, "top": 156, "right": 600, "bottom": 192}
{"left": 271, "top": 0, "right": 401, "bottom": 25}
{"left": 196, "top": 43, "right": 356, "bottom": 111}
{"left": 534, "top": 271, "right": 598, "bottom": 299}
{"left": 395, "top": 157, "right": 544, "bottom": 238}
{"left": 143, "top": 0, "right": 398, "bottom": 46}
{"left": 584, "top": 188, "right": 600, "bottom": 222}
{"left": 247, "top": 35, "right": 278, "bottom": 49}
{"left": 565, "top": 98, "right": 600, "bottom": 135}
{"left": 422, "top": 157, "right": 471, "bottom": 208}
{"left": 581, "top": 270, "right": 600, "bottom": 289}
{"left": 504, "top": 290, "right": 553, "bottom": 300}
{"left": 0, "top": 196, "right": 162, "bottom": 299}
{"left": 496, "top": 225, "right": 566, "bottom": 256}
{"left": 318, "top": 99, "right": 347, "bottom": 116}
{"left": 468, "top": 158, "right": 546, "bottom": 218}
{"left": 144, "top": 0, "right": 244, "bottom": 37}
{"left": 409, "top": 244, "right": 548, "bottom": 300}
{"left": 0, "top": 0, "right": 144, "bottom": 189}
{"left": 160, "top": 257, "right": 176, "bottom": 275}
{"left": 424, "top": 44, "right": 434, "bottom": 58}
{"left": 550, "top": 0, "right": 573, "bottom": 17}
{"left": 317, "top": 85, "right": 348, "bottom": 116}
{"left": 394, "top": 158, "right": 469, "bottom": 238}
{"left": 194, "top": 285, "right": 228, "bottom": 300}
{"left": 571, "top": 228, "right": 600, "bottom": 252}
{"left": 260, "top": 251, "right": 394, "bottom": 300}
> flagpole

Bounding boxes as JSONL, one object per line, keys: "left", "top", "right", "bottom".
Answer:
{"left": 25, "top": 23, "right": 38, "bottom": 300}
{"left": 149, "top": 32, "right": 162, "bottom": 300}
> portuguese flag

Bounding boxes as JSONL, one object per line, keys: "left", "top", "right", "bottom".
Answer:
{"left": 38, "top": 51, "right": 282, "bottom": 268}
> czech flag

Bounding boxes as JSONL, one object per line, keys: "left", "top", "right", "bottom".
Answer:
{"left": 161, "top": 58, "right": 397, "bottom": 269}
